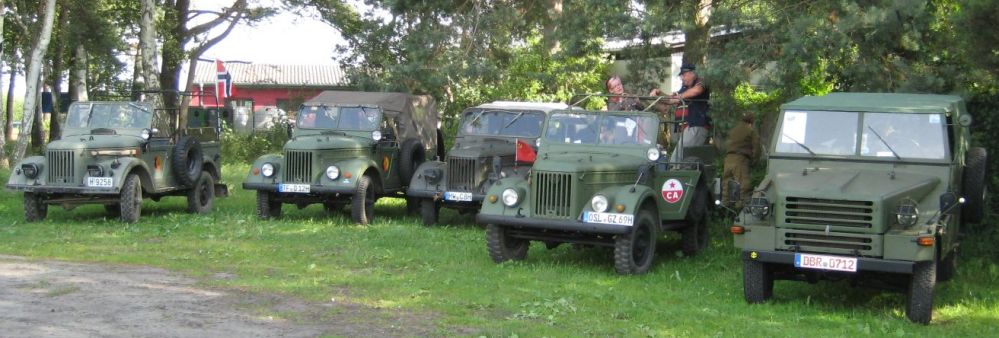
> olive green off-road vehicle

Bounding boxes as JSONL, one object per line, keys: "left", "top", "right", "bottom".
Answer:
{"left": 6, "top": 98, "right": 229, "bottom": 223}
{"left": 731, "top": 93, "right": 987, "bottom": 324}
{"left": 407, "top": 101, "right": 568, "bottom": 225}
{"left": 242, "top": 91, "right": 441, "bottom": 224}
{"left": 476, "top": 96, "right": 718, "bottom": 274}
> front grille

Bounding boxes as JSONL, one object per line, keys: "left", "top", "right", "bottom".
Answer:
{"left": 780, "top": 229, "right": 880, "bottom": 256}
{"left": 532, "top": 171, "right": 573, "bottom": 219}
{"left": 447, "top": 157, "right": 478, "bottom": 192}
{"left": 784, "top": 197, "right": 874, "bottom": 228}
{"left": 284, "top": 151, "right": 313, "bottom": 183}
{"left": 47, "top": 150, "right": 75, "bottom": 183}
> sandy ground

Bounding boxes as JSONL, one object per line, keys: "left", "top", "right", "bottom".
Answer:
{"left": 0, "top": 255, "right": 436, "bottom": 337}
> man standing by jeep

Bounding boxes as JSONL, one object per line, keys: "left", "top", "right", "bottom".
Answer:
{"left": 722, "top": 113, "right": 760, "bottom": 208}
{"left": 650, "top": 64, "right": 711, "bottom": 161}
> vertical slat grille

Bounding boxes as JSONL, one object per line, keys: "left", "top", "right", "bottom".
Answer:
{"left": 284, "top": 151, "right": 313, "bottom": 183}
{"left": 532, "top": 171, "right": 573, "bottom": 219}
{"left": 47, "top": 150, "right": 75, "bottom": 182}
{"left": 447, "top": 157, "right": 477, "bottom": 192}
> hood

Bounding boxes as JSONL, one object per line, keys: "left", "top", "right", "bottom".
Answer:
{"left": 775, "top": 168, "right": 940, "bottom": 202}
{"left": 46, "top": 134, "right": 144, "bottom": 151}
{"left": 532, "top": 151, "right": 648, "bottom": 173}
{"left": 283, "top": 134, "right": 372, "bottom": 151}
{"left": 448, "top": 136, "right": 526, "bottom": 158}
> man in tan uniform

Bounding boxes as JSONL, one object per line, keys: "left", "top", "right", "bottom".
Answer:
{"left": 722, "top": 113, "right": 761, "bottom": 208}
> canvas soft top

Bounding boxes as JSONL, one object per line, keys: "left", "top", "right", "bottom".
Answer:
{"left": 472, "top": 101, "right": 569, "bottom": 112}
{"left": 782, "top": 93, "right": 963, "bottom": 114}
{"left": 304, "top": 91, "right": 439, "bottom": 149}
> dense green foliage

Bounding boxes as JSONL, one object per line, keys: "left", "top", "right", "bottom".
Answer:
{"left": 219, "top": 122, "right": 290, "bottom": 164}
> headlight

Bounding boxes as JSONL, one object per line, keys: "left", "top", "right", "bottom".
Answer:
{"left": 748, "top": 197, "right": 770, "bottom": 218}
{"left": 87, "top": 165, "right": 105, "bottom": 177}
{"left": 896, "top": 201, "right": 919, "bottom": 227}
{"left": 261, "top": 163, "right": 276, "bottom": 178}
{"left": 140, "top": 128, "right": 151, "bottom": 140}
{"left": 423, "top": 168, "right": 442, "bottom": 184}
{"left": 646, "top": 148, "right": 660, "bottom": 161}
{"left": 502, "top": 188, "right": 520, "bottom": 207}
{"left": 21, "top": 163, "right": 41, "bottom": 179}
{"left": 372, "top": 130, "right": 382, "bottom": 141}
{"left": 535, "top": 138, "right": 541, "bottom": 147}
{"left": 591, "top": 195, "right": 609, "bottom": 213}
{"left": 326, "top": 165, "right": 340, "bottom": 180}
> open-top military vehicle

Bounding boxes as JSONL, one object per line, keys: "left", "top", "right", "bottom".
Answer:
{"left": 731, "top": 93, "right": 987, "bottom": 324}
{"left": 242, "top": 91, "right": 442, "bottom": 224}
{"left": 476, "top": 95, "right": 718, "bottom": 274}
{"left": 7, "top": 94, "right": 229, "bottom": 223}
{"left": 407, "top": 101, "right": 568, "bottom": 225}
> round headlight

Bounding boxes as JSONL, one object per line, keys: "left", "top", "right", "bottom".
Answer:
{"left": 591, "top": 195, "right": 609, "bottom": 213}
{"left": 535, "top": 138, "right": 541, "bottom": 147}
{"left": 261, "top": 163, "right": 275, "bottom": 178}
{"left": 647, "top": 147, "right": 661, "bottom": 161}
{"left": 372, "top": 130, "right": 382, "bottom": 141}
{"left": 22, "top": 163, "right": 40, "bottom": 179}
{"left": 896, "top": 203, "right": 919, "bottom": 227}
{"left": 502, "top": 188, "right": 520, "bottom": 207}
{"left": 748, "top": 197, "right": 771, "bottom": 218}
{"left": 326, "top": 165, "right": 340, "bottom": 180}
{"left": 140, "top": 128, "right": 151, "bottom": 140}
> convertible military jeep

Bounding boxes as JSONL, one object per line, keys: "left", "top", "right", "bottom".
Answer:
{"left": 732, "top": 93, "right": 987, "bottom": 324}
{"left": 242, "top": 91, "right": 441, "bottom": 224}
{"left": 6, "top": 98, "right": 228, "bottom": 223}
{"left": 476, "top": 98, "right": 718, "bottom": 274}
{"left": 407, "top": 101, "right": 568, "bottom": 225}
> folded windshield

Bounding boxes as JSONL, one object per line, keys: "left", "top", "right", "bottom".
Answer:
{"left": 544, "top": 113, "right": 658, "bottom": 146}
{"left": 66, "top": 103, "right": 152, "bottom": 129}
{"left": 298, "top": 105, "right": 381, "bottom": 131}
{"left": 458, "top": 109, "right": 545, "bottom": 138}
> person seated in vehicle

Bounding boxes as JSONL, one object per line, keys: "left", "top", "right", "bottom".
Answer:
{"left": 299, "top": 110, "right": 318, "bottom": 128}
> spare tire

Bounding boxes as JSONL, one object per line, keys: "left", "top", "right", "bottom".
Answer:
{"left": 399, "top": 139, "right": 426, "bottom": 183}
{"left": 961, "top": 147, "right": 987, "bottom": 224}
{"left": 173, "top": 136, "right": 204, "bottom": 187}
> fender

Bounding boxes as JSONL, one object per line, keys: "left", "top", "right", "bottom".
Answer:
{"left": 6, "top": 155, "right": 47, "bottom": 186}
{"left": 654, "top": 169, "right": 703, "bottom": 219}
{"left": 479, "top": 176, "right": 529, "bottom": 216}
{"left": 244, "top": 154, "right": 284, "bottom": 185}
{"left": 587, "top": 185, "right": 659, "bottom": 216}
{"left": 407, "top": 160, "right": 447, "bottom": 194}
{"left": 111, "top": 157, "right": 155, "bottom": 191}
{"left": 334, "top": 158, "right": 378, "bottom": 189}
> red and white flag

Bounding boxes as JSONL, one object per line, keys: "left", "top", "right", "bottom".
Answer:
{"left": 216, "top": 59, "right": 235, "bottom": 100}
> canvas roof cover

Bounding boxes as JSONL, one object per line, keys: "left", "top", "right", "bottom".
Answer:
{"left": 304, "top": 91, "right": 439, "bottom": 149}
{"left": 782, "top": 93, "right": 963, "bottom": 114}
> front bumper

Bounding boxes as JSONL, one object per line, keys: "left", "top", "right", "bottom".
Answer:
{"left": 6, "top": 184, "right": 119, "bottom": 195}
{"left": 242, "top": 182, "right": 355, "bottom": 195}
{"left": 742, "top": 250, "right": 915, "bottom": 274}
{"left": 476, "top": 213, "right": 631, "bottom": 235}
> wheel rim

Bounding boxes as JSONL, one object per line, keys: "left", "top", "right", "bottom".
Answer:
{"left": 632, "top": 222, "right": 652, "bottom": 264}
{"left": 198, "top": 179, "right": 211, "bottom": 207}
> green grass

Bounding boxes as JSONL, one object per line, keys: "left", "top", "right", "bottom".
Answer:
{"left": 1, "top": 165, "right": 997, "bottom": 336}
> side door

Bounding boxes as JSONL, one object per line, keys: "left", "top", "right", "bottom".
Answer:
{"left": 375, "top": 116, "right": 402, "bottom": 191}
{"left": 143, "top": 108, "right": 177, "bottom": 190}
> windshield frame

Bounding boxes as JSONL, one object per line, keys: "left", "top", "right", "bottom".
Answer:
{"left": 296, "top": 104, "right": 383, "bottom": 131}
{"left": 541, "top": 110, "right": 660, "bottom": 147}
{"left": 64, "top": 102, "right": 154, "bottom": 131}
{"left": 457, "top": 108, "right": 547, "bottom": 138}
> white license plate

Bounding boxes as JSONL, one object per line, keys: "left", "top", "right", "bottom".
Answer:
{"left": 278, "top": 184, "right": 310, "bottom": 193}
{"left": 86, "top": 177, "right": 113, "bottom": 188}
{"left": 794, "top": 253, "right": 858, "bottom": 272}
{"left": 582, "top": 212, "right": 634, "bottom": 226}
{"left": 444, "top": 191, "right": 473, "bottom": 202}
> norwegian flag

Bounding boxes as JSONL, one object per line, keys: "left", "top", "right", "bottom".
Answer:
{"left": 215, "top": 59, "right": 235, "bottom": 100}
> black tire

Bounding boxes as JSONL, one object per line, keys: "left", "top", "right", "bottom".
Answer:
{"left": 906, "top": 260, "right": 937, "bottom": 324}
{"left": 399, "top": 139, "right": 426, "bottom": 183}
{"left": 613, "top": 208, "right": 658, "bottom": 275}
{"left": 186, "top": 171, "right": 215, "bottom": 214}
{"left": 23, "top": 192, "right": 48, "bottom": 222}
{"left": 743, "top": 258, "right": 774, "bottom": 303}
{"left": 351, "top": 175, "right": 376, "bottom": 225}
{"left": 486, "top": 224, "right": 529, "bottom": 263}
{"left": 256, "top": 191, "right": 282, "bottom": 219}
{"left": 172, "top": 136, "right": 204, "bottom": 187}
{"left": 681, "top": 181, "right": 710, "bottom": 256}
{"left": 937, "top": 249, "right": 957, "bottom": 282}
{"left": 420, "top": 198, "right": 440, "bottom": 226}
{"left": 406, "top": 196, "right": 421, "bottom": 215}
{"left": 961, "top": 147, "right": 987, "bottom": 224}
{"left": 119, "top": 173, "right": 142, "bottom": 223}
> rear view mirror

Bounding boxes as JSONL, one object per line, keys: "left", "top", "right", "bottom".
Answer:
{"left": 728, "top": 179, "right": 741, "bottom": 203}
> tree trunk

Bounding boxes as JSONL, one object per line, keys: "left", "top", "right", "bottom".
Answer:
{"left": 5, "top": 70, "right": 14, "bottom": 142}
{"left": 543, "top": 0, "right": 562, "bottom": 55}
{"left": 48, "top": 0, "right": 70, "bottom": 141}
{"left": 139, "top": 0, "right": 162, "bottom": 106}
{"left": 13, "top": 0, "right": 58, "bottom": 164}
{"left": 69, "top": 44, "right": 89, "bottom": 101}
{"left": 682, "top": 0, "right": 712, "bottom": 67}
{"left": 0, "top": 0, "right": 6, "bottom": 166}
{"left": 31, "top": 84, "right": 43, "bottom": 148}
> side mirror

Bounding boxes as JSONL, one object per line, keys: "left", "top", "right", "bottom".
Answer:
{"left": 958, "top": 114, "right": 972, "bottom": 127}
{"left": 939, "top": 192, "right": 960, "bottom": 214}
{"left": 728, "top": 179, "right": 741, "bottom": 203}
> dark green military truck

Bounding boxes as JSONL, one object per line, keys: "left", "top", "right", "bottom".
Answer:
{"left": 6, "top": 99, "right": 228, "bottom": 223}
{"left": 407, "top": 101, "right": 568, "bottom": 225}
{"left": 731, "top": 93, "right": 987, "bottom": 324}
{"left": 477, "top": 103, "right": 717, "bottom": 274}
{"left": 243, "top": 91, "right": 441, "bottom": 224}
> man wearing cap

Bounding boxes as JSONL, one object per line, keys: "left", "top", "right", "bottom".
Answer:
{"left": 722, "top": 112, "right": 761, "bottom": 208}
{"left": 649, "top": 63, "right": 711, "bottom": 161}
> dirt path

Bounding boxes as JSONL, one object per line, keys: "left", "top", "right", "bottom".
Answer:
{"left": 0, "top": 255, "right": 435, "bottom": 337}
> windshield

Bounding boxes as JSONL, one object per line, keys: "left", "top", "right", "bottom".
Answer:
{"left": 775, "top": 110, "right": 947, "bottom": 160}
{"left": 66, "top": 103, "right": 152, "bottom": 129}
{"left": 544, "top": 112, "right": 658, "bottom": 145}
{"left": 458, "top": 109, "right": 545, "bottom": 138}
{"left": 297, "top": 105, "right": 381, "bottom": 131}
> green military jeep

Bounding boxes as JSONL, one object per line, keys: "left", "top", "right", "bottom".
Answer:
{"left": 6, "top": 99, "right": 228, "bottom": 223}
{"left": 732, "top": 93, "right": 987, "bottom": 324}
{"left": 477, "top": 99, "right": 718, "bottom": 274}
{"left": 243, "top": 91, "right": 441, "bottom": 224}
{"left": 407, "top": 101, "right": 568, "bottom": 225}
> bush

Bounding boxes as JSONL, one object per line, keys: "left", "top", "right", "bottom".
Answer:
{"left": 220, "top": 121, "right": 290, "bottom": 164}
